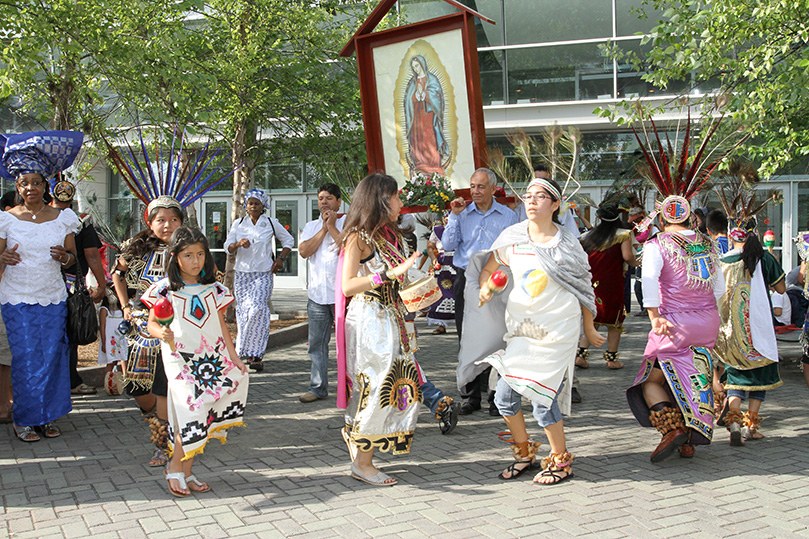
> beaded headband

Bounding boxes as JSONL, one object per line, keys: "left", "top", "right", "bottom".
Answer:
{"left": 527, "top": 178, "right": 561, "bottom": 201}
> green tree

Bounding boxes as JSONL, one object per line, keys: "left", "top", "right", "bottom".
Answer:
{"left": 0, "top": 0, "right": 193, "bottom": 134}
{"left": 599, "top": 0, "right": 809, "bottom": 177}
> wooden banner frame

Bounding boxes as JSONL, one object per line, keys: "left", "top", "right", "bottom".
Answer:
{"left": 352, "top": 11, "right": 488, "bottom": 185}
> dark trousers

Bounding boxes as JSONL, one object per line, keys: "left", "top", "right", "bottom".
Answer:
{"left": 634, "top": 278, "right": 644, "bottom": 311}
{"left": 453, "top": 268, "right": 466, "bottom": 341}
{"left": 453, "top": 267, "right": 494, "bottom": 407}
{"left": 69, "top": 343, "right": 83, "bottom": 389}
{"left": 461, "top": 368, "right": 495, "bottom": 408}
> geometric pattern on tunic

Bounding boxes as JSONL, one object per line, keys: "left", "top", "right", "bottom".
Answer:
{"left": 433, "top": 298, "right": 455, "bottom": 314}
{"left": 178, "top": 400, "right": 246, "bottom": 445}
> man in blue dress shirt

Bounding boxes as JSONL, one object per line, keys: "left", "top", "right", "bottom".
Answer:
{"left": 442, "top": 168, "right": 518, "bottom": 415}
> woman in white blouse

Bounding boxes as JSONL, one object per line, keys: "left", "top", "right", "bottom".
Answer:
{"left": 224, "top": 189, "right": 294, "bottom": 372}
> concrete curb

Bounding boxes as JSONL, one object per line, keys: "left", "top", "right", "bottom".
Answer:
{"left": 78, "top": 321, "right": 310, "bottom": 387}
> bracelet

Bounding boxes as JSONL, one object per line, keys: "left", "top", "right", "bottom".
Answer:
{"left": 385, "top": 269, "right": 396, "bottom": 281}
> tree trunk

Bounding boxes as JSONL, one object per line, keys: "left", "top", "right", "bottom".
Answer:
{"left": 49, "top": 45, "right": 77, "bottom": 131}
{"left": 224, "top": 118, "right": 257, "bottom": 322}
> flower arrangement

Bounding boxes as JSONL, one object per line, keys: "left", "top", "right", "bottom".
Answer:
{"left": 399, "top": 172, "right": 454, "bottom": 212}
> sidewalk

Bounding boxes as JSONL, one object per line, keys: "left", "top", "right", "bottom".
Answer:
{"left": 2, "top": 311, "right": 809, "bottom": 538}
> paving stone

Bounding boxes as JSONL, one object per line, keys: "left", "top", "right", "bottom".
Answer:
{"left": 3, "top": 304, "right": 809, "bottom": 538}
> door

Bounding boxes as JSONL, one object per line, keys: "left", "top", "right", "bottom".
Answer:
{"left": 271, "top": 196, "right": 306, "bottom": 288}
{"left": 201, "top": 197, "right": 231, "bottom": 273}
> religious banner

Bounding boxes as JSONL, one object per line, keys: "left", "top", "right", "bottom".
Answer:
{"left": 345, "top": 7, "right": 491, "bottom": 189}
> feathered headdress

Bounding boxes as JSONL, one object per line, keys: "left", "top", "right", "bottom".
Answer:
{"left": 103, "top": 124, "right": 238, "bottom": 221}
{"left": 633, "top": 107, "right": 748, "bottom": 226}
{"left": 715, "top": 159, "right": 780, "bottom": 242}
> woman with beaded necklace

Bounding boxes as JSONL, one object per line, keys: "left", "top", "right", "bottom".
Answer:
{"left": 0, "top": 131, "right": 83, "bottom": 442}
{"left": 335, "top": 174, "right": 422, "bottom": 487}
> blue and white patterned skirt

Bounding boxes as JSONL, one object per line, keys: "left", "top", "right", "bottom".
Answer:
{"left": 234, "top": 271, "right": 273, "bottom": 358}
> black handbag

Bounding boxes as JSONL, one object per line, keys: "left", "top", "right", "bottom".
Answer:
{"left": 66, "top": 256, "right": 99, "bottom": 345}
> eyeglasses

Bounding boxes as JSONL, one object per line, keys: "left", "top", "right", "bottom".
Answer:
{"left": 17, "top": 179, "right": 45, "bottom": 189}
{"left": 522, "top": 193, "right": 553, "bottom": 202}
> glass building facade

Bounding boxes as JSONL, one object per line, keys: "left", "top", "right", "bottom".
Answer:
{"left": 3, "top": 0, "right": 808, "bottom": 281}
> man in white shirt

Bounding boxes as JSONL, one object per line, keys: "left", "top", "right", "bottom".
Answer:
{"left": 298, "top": 184, "right": 345, "bottom": 403}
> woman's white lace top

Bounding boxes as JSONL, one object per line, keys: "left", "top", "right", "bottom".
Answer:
{"left": 0, "top": 210, "right": 81, "bottom": 305}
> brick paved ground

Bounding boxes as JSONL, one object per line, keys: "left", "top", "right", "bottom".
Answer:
{"left": 2, "top": 302, "right": 809, "bottom": 538}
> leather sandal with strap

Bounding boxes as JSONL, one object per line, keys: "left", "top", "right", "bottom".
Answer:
{"left": 185, "top": 475, "right": 211, "bottom": 493}
{"left": 15, "top": 425, "right": 40, "bottom": 443}
{"left": 165, "top": 469, "right": 190, "bottom": 497}
{"left": 498, "top": 435, "right": 542, "bottom": 480}
{"left": 533, "top": 451, "right": 574, "bottom": 485}
{"left": 40, "top": 423, "right": 61, "bottom": 438}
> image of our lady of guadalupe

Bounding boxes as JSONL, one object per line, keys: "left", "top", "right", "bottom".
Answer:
{"left": 404, "top": 55, "right": 451, "bottom": 176}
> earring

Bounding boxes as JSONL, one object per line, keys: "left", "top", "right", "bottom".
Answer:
{"left": 200, "top": 269, "right": 206, "bottom": 277}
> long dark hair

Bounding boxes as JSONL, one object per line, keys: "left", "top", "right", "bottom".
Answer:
{"left": 580, "top": 204, "right": 622, "bottom": 253}
{"left": 166, "top": 227, "right": 216, "bottom": 291}
{"left": 739, "top": 219, "right": 764, "bottom": 275}
{"left": 338, "top": 173, "right": 404, "bottom": 246}
{"left": 123, "top": 206, "right": 184, "bottom": 259}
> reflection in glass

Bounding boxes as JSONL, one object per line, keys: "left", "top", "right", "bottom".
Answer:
{"left": 256, "top": 162, "right": 304, "bottom": 191}
{"left": 273, "top": 200, "right": 298, "bottom": 276}
{"left": 616, "top": 0, "right": 667, "bottom": 36}
{"left": 507, "top": 43, "right": 613, "bottom": 103}
{"left": 615, "top": 39, "right": 689, "bottom": 98}
{"left": 204, "top": 201, "right": 228, "bottom": 272}
{"left": 505, "top": 0, "right": 611, "bottom": 45}
{"left": 478, "top": 50, "right": 504, "bottom": 105}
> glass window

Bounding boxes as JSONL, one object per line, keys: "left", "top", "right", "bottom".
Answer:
{"left": 615, "top": 39, "right": 690, "bottom": 98}
{"left": 479, "top": 49, "right": 505, "bottom": 105}
{"left": 507, "top": 43, "right": 614, "bottom": 103}
{"left": 256, "top": 161, "right": 304, "bottom": 192}
{"left": 472, "top": 0, "right": 503, "bottom": 48}
{"left": 203, "top": 200, "right": 229, "bottom": 272}
{"left": 272, "top": 200, "right": 299, "bottom": 276}
{"left": 579, "top": 132, "right": 645, "bottom": 182}
{"left": 616, "top": 0, "right": 667, "bottom": 37}
{"left": 505, "top": 0, "right": 612, "bottom": 45}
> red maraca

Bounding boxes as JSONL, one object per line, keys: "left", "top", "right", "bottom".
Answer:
{"left": 153, "top": 297, "right": 176, "bottom": 352}
{"left": 479, "top": 270, "right": 509, "bottom": 306}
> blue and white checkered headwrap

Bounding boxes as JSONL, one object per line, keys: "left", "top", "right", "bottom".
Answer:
{"left": 0, "top": 131, "right": 84, "bottom": 182}
{"left": 243, "top": 189, "right": 269, "bottom": 210}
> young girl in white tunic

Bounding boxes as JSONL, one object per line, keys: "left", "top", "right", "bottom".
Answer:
{"left": 145, "top": 227, "right": 249, "bottom": 497}
{"left": 478, "top": 178, "right": 605, "bottom": 485}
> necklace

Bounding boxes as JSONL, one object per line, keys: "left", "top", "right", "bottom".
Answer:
{"left": 24, "top": 204, "right": 46, "bottom": 220}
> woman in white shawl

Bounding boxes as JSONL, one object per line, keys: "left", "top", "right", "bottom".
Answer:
{"left": 477, "top": 178, "right": 604, "bottom": 485}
